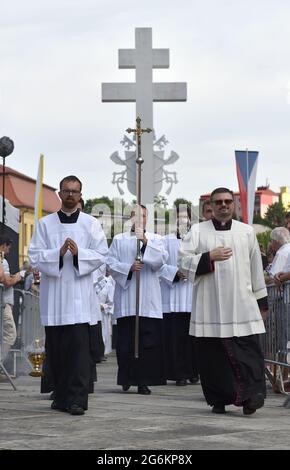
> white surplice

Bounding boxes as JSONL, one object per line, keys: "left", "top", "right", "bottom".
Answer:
{"left": 96, "top": 275, "right": 115, "bottom": 355}
{"left": 178, "top": 220, "right": 267, "bottom": 338}
{"left": 159, "top": 234, "right": 192, "bottom": 313}
{"left": 107, "top": 231, "right": 168, "bottom": 319}
{"left": 28, "top": 212, "right": 108, "bottom": 326}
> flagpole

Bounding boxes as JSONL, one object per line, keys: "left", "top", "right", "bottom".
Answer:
{"left": 246, "top": 147, "right": 249, "bottom": 224}
{"left": 34, "top": 154, "right": 44, "bottom": 228}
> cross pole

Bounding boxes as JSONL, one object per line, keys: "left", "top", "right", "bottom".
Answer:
{"left": 126, "top": 116, "right": 152, "bottom": 359}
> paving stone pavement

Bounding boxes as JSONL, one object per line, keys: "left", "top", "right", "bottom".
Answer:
{"left": 0, "top": 352, "right": 290, "bottom": 450}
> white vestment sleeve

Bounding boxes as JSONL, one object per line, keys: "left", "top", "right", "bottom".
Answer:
{"left": 28, "top": 220, "right": 61, "bottom": 277}
{"left": 142, "top": 238, "right": 168, "bottom": 271}
{"left": 76, "top": 220, "right": 108, "bottom": 277}
{"left": 158, "top": 263, "right": 178, "bottom": 286}
{"left": 177, "top": 228, "right": 202, "bottom": 284}
{"left": 249, "top": 230, "right": 268, "bottom": 300}
{"left": 107, "top": 238, "right": 132, "bottom": 289}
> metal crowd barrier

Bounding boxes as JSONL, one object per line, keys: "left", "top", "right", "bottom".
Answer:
{"left": 9, "top": 288, "right": 44, "bottom": 377}
{"left": 261, "top": 281, "right": 290, "bottom": 395}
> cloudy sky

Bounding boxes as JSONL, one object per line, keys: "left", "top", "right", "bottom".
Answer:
{"left": 1, "top": 0, "right": 290, "bottom": 206}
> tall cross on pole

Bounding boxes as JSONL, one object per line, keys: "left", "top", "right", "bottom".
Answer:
{"left": 102, "top": 27, "right": 187, "bottom": 204}
{"left": 126, "top": 116, "right": 152, "bottom": 359}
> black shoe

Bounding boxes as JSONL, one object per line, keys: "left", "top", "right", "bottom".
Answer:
{"left": 176, "top": 379, "right": 187, "bottom": 386}
{"left": 188, "top": 376, "right": 199, "bottom": 384}
{"left": 49, "top": 391, "right": 56, "bottom": 401}
{"left": 51, "top": 401, "right": 67, "bottom": 412}
{"left": 243, "top": 393, "right": 264, "bottom": 415}
{"left": 137, "top": 385, "right": 151, "bottom": 395}
{"left": 67, "top": 404, "right": 85, "bottom": 416}
{"left": 122, "top": 384, "right": 131, "bottom": 392}
{"left": 212, "top": 404, "right": 226, "bottom": 414}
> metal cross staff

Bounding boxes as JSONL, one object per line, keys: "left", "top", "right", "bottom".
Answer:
{"left": 126, "top": 117, "right": 152, "bottom": 359}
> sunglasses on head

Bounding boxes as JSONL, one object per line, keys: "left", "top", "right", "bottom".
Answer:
{"left": 212, "top": 199, "right": 234, "bottom": 206}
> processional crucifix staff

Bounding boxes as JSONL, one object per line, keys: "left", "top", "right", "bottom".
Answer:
{"left": 126, "top": 117, "right": 152, "bottom": 359}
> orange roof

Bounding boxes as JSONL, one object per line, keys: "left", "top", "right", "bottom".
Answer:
{"left": 0, "top": 165, "right": 60, "bottom": 213}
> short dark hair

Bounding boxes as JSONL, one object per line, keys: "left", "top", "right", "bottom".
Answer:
{"left": 175, "top": 203, "right": 191, "bottom": 221}
{"left": 0, "top": 235, "right": 12, "bottom": 246}
{"left": 59, "top": 175, "right": 82, "bottom": 191}
{"left": 210, "top": 187, "right": 234, "bottom": 200}
{"left": 130, "top": 204, "right": 147, "bottom": 218}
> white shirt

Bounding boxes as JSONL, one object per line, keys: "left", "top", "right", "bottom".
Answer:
{"left": 269, "top": 243, "right": 290, "bottom": 276}
{"left": 28, "top": 212, "right": 108, "bottom": 326}
{"left": 2, "top": 258, "right": 14, "bottom": 305}
{"left": 107, "top": 231, "right": 168, "bottom": 319}
{"left": 178, "top": 219, "right": 267, "bottom": 338}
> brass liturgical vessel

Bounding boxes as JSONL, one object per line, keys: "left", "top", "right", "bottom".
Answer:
{"left": 28, "top": 339, "right": 45, "bottom": 377}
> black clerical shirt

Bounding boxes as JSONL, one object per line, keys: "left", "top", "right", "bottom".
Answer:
{"left": 57, "top": 209, "right": 80, "bottom": 269}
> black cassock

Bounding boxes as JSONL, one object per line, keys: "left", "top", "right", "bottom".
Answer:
{"left": 163, "top": 312, "right": 198, "bottom": 381}
{"left": 116, "top": 316, "right": 166, "bottom": 386}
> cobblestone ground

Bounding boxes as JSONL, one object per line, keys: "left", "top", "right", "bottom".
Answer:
{"left": 0, "top": 352, "right": 290, "bottom": 450}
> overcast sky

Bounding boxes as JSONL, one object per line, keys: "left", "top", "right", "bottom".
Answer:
{"left": 1, "top": 0, "right": 290, "bottom": 206}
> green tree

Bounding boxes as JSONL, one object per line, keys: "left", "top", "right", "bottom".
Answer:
{"left": 84, "top": 196, "right": 114, "bottom": 215}
{"left": 256, "top": 231, "right": 271, "bottom": 251}
{"left": 173, "top": 198, "right": 192, "bottom": 208}
{"left": 263, "top": 202, "right": 287, "bottom": 228}
{"left": 154, "top": 194, "right": 169, "bottom": 208}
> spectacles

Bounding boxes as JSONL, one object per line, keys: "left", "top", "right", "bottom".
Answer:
{"left": 212, "top": 199, "right": 234, "bottom": 206}
{"left": 61, "top": 189, "right": 81, "bottom": 195}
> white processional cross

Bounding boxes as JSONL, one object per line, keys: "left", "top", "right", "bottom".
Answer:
{"left": 102, "top": 27, "right": 187, "bottom": 204}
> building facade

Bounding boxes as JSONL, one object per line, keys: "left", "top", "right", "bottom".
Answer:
{"left": 0, "top": 165, "right": 60, "bottom": 265}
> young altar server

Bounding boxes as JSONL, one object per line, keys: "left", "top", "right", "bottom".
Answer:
{"left": 159, "top": 205, "right": 199, "bottom": 386}
{"left": 107, "top": 205, "right": 168, "bottom": 395}
{"left": 29, "top": 175, "right": 108, "bottom": 415}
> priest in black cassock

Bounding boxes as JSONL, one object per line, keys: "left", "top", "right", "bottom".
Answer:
{"left": 178, "top": 188, "right": 268, "bottom": 415}
{"left": 29, "top": 176, "right": 108, "bottom": 415}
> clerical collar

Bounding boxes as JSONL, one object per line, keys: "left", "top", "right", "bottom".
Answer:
{"left": 130, "top": 227, "right": 146, "bottom": 234}
{"left": 212, "top": 218, "right": 232, "bottom": 231}
{"left": 57, "top": 209, "right": 80, "bottom": 224}
{"left": 60, "top": 208, "right": 78, "bottom": 216}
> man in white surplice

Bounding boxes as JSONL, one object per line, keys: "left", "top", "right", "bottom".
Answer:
{"left": 178, "top": 187, "right": 268, "bottom": 416}
{"left": 29, "top": 176, "right": 108, "bottom": 415}
{"left": 159, "top": 205, "right": 199, "bottom": 386}
{"left": 107, "top": 205, "right": 168, "bottom": 395}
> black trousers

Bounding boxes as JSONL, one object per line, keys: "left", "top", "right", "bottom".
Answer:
{"left": 44, "top": 323, "right": 90, "bottom": 409}
{"left": 116, "top": 316, "right": 166, "bottom": 386}
{"left": 196, "top": 335, "right": 266, "bottom": 407}
{"left": 163, "top": 312, "right": 198, "bottom": 381}
{"left": 41, "top": 323, "right": 101, "bottom": 394}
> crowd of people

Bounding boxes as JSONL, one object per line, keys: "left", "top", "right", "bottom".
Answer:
{"left": 2, "top": 174, "right": 290, "bottom": 417}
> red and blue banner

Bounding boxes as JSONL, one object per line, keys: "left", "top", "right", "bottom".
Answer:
{"left": 235, "top": 150, "right": 259, "bottom": 225}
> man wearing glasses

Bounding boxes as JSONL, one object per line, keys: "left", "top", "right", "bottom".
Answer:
{"left": 29, "top": 175, "right": 108, "bottom": 415}
{"left": 178, "top": 187, "right": 268, "bottom": 416}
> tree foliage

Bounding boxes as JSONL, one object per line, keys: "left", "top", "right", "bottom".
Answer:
{"left": 263, "top": 202, "right": 287, "bottom": 228}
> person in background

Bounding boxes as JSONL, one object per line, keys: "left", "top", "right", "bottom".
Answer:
{"left": 201, "top": 199, "right": 213, "bottom": 221}
{"left": 0, "top": 235, "right": 21, "bottom": 363}
{"left": 160, "top": 204, "right": 199, "bottom": 386}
